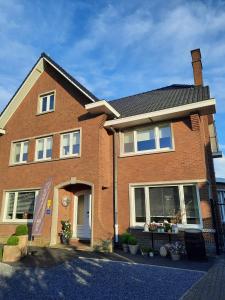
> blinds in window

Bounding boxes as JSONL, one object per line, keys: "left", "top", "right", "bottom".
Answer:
{"left": 6, "top": 193, "right": 15, "bottom": 218}
{"left": 17, "top": 192, "right": 35, "bottom": 213}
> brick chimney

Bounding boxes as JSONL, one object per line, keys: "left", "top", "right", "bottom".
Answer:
{"left": 191, "top": 49, "right": 203, "bottom": 86}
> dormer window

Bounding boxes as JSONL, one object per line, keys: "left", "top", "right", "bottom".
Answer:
{"left": 39, "top": 92, "right": 55, "bottom": 114}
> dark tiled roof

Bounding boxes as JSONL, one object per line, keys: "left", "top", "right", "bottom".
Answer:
{"left": 109, "top": 84, "right": 210, "bottom": 118}
{"left": 41, "top": 53, "right": 99, "bottom": 101}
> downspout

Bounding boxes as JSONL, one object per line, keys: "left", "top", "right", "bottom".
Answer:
{"left": 109, "top": 127, "right": 119, "bottom": 244}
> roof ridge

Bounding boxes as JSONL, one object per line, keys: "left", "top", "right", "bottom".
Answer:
{"left": 109, "top": 84, "right": 206, "bottom": 103}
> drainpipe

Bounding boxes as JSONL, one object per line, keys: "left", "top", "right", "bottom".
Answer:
{"left": 109, "top": 127, "right": 119, "bottom": 243}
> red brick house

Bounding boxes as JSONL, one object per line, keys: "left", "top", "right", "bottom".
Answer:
{"left": 0, "top": 49, "right": 222, "bottom": 252}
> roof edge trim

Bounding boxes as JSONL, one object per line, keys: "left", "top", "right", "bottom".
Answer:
{"left": 104, "top": 98, "right": 216, "bottom": 128}
{"left": 43, "top": 57, "right": 96, "bottom": 103}
{"left": 85, "top": 100, "right": 120, "bottom": 118}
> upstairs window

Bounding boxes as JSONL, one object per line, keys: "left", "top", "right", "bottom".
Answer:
{"left": 39, "top": 92, "right": 55, "bottom": 114}
{"left": 35, "top": 136, "right": 53, "bottom": 161}
{"left": 122, "top": 124, "right": 172, "bottom": 155}
{"left": 12, "top": 141, "right": 29, "bottom": 164}
{"left": 60, "top": 131, "right": 80, "bottom": 158}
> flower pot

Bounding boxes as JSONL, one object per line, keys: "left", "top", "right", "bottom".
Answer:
{"left": 2, "top": 245, "right": 21, "bottom": 263}
{"left": 122, "top": 244, "right": 128, "bottom": 253}
{"left": 128, "top": 244, "right": 139, "bottom": 255}
{"left": 171, "top": 253, "right": 180, "bottom": 261}
{"left": 149, "top": 252, "right": 154, "bottom": 257}
{"left": 18, "top": 235, "right": 28, "bottom": 256}
{"left": 141, "top": 251, "right": 148, "bottom": 256}
{"left": 60, "top": 235, "right": 69, "bottom": 245}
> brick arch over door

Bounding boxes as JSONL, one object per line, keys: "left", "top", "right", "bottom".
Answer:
{"left": 50, "top": 178, "right": 94, "bottom": 245}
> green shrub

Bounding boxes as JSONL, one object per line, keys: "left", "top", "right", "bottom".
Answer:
{"left": 15, "top": 224, "right": 28, "bottom": 236}
{"left": 7, "top": 235, "right": 19, "bottom": 246}
{"left": 141, "top": 246, "right": 151, "bottom": 253}
{"left": 128, "top": 235, "right": 137, "bottom": 245}
{"left": 120, "top": 232, "right": 132, "bottom": 244}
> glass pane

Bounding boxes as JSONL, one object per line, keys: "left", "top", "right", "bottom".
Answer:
{"left": 37, "top": 139, "right": 44, "bottom": 159}
{"left": 22, "top": 142, "right": 28, "bottom": 162}
{"left": 46, "top": 137, "right": 52, "bottom": 158}
{"left": 159, "top": 126, "right": 172, "bottom": 149}
{"left": 16, "top": 192, "right": 35, "bottom": 219}
{"left": 41, "top": 97, "right": 47, "bottom": 112}
{"left": 14, "top": 143, "right": 21, "bottom": 163}
{"left": 134, "top": 188, "right": 146, "bottom": 222}
{"left": 72, "top": 132, "right": 80, "bottom": 154}
{"left": 149, "top": 186, "right": 180, "bottom": 223}
{"left": 77, "top": 195, "right": 84, "bottom": 225}
{"left": 6, "top": 193, "right": 15, "bottom": 219}
{"left": 62, "top": 134, "right": 70, "bottom": 155}
{"left": 184, "top": 186, "right": 200, "bottom": 224}
{"left": 124, "top": 132, "right": 134, "bottom": 153}
{"left": 49, "top": 94, "right": 54, "bottom": 110}
{"left": 137, "top": 129, "right": 156, "bottom": 151}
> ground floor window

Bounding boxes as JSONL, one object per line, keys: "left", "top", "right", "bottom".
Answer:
{"left": 131, "top": 184, "right": 201, "bottom": 227}
{"left": 217, "top": 190, "right": 225, "bottom": 223}
{"left": 4, "top": 190, "right": 39, "bottom": 222}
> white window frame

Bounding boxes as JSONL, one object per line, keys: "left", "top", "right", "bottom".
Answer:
{"left": 35, "top": 136, "right": 53, "bottom": 161}
{"left": 60, "top": 130, "right": 81, "bottom": 158}
{"left": 217, "top": 190, "right": 225, "bottom": 223}
{"left": 3, "top": 190, "right": 39, "bottom": 223}
{"left": 130, "top": 183, "right": 202, "bottom": 229}
{"left": 121, "top": 123, "right": 174, "bottom": 156}
{"left": 38, "top": 91, "right": 55, "bottom": 114}
{"left": 11, "top": 140, "right": 29, "bottom": 164}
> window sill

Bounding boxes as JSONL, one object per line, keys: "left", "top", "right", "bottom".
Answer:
{"left": 120, "top": 148, "right": 175, "bottom": 158}
{"left": 9, "top": 155, "right": 81, "bottom": 167}
{"left": 1, "top": 220, "right": 33, "bottom": 225}
{"left": 130, "top": 224, "right": 203, "bottom": 230}
{"left": 36, "top": 110, "right": 55, "bottom": 116}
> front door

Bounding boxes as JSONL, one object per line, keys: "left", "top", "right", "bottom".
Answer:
{"left": 74, "top": 192, "right": 91, "bottom": 239}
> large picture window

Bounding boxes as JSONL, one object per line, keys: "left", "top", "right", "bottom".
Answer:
{"left": 60, "top": 131, "right": 80, "bottom": 158}
{"left": 4, "top": 190, "right": 39, "bottom": 222}
{"left": 122, "top": 124, "right": 172, "bottom": 155}
{"left": 131, "top": 184, "right": 201, "bottom": 227}
{"left": 12, "top": 141, "right": 29, "bottom": 164}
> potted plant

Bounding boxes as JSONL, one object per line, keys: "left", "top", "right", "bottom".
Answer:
{"left": 149, "top": 248, "right": 154, "bottom": 257}
{"left": 120, "top": 232, "right": 131, "bottom": 253}
{"left": 164, "top": 221, "right": 172, "bottom": 233}
{"left": 15, "top": 224, "right": 28, "bottom": 256}
{"left": 60, "top": 220, "right": 72, "bottom": 244}
{"left": 168, "top": 241, "right": 185, "bottom": 261}
{"left": 128, "top": 235, "right": 139, "bottom": 255}
{"left": 148, "top": 222, "right": 158, "bottom": 232}
{"left": 140, "top": 246, "right": 150, "bottom": 256}
{"left": 2, "top": 235, "right": 21, "bottom": 263}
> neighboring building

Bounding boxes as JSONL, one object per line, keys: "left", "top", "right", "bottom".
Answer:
{"left": 216, "top": 178, "right": 225, "bottom": 225}
{"left": 0, "top": 49, "right": 222, "bottom": 252}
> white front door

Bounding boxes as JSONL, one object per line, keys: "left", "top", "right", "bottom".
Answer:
{"left": 73, "top": 192, "right": 91, "bottom": 239}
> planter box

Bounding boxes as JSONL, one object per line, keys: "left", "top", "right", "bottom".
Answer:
{"left": 128, "top": 244, "right": 139, "bottom": 255}
{"left": 122, "top": 244, "right": 128, "bottom": 253}
{"left": 2, "top": 245, "right": 21, "bottom": 263}
{"left": 171, "top": 253, "right": 180, "bottom": 261}
{"left": 18, "top": 235, "right": 28, "bottom": 256}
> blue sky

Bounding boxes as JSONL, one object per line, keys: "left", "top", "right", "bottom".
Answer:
{"left": 0, "top": 0, "right": 224, "bottom": 177}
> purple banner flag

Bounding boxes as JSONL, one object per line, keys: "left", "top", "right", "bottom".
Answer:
{"left": 32, "top": 177, "right": 53, "bottom": 236}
